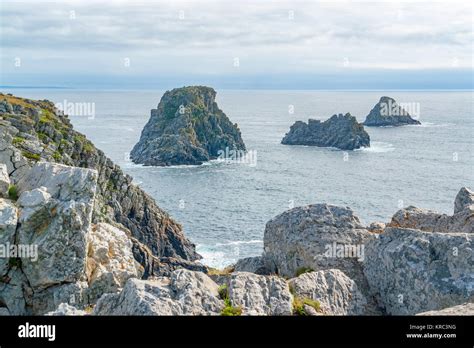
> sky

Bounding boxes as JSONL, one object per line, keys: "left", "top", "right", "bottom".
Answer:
{"left": 0, "top": 0, "right": 472, "bottom": 89}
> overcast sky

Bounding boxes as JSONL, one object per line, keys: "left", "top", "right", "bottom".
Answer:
{"left": 0, "top": 0, "right": 472, "bottom": 89}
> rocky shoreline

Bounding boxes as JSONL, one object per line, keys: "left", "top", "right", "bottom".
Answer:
{"left": 0, "top": 93, "right": 472, "bottom": 316}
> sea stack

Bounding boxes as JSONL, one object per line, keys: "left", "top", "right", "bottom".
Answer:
{"left": 363, "top": 96, "right": 421, "bottom": 127}
{"left": 281, "top": 113, "right": 370, "bottom": 150}
{"left": 131, "top": 86, "right": 246, "bottom": 166}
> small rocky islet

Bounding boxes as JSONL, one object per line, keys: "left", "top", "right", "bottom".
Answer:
{"left": 281, "top": 113, "right": 370, "bottom": 150}
{"left": 363, "top": 96, "right": 421, "bottom": 127}
{"left": 1, "top": 92, "right": 471, "bottom": 316}
{"left": 130, "top": 86, "right": 246, "bottom": 166}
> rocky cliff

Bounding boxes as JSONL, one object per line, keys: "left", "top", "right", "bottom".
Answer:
{"left": 130, "top": 86, "right": 246, "bottom": 166}
{"left": 363, "top": 96, "right": 421, "bottom": 127}
{"left": 0, "top": 94, "right": 202, "bottom": 280}
{"left": 281, "top": 113, "right": 370, "bottom": 150}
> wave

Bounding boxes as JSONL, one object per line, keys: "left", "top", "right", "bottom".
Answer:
{"left": 214, "top": 239, "right": 263, "bottom": 247}
{"left": 356, "top": 141, "right": 395, "bottom": 153}
{"left": 417, "top": 122, "right": 453, "bottom": 128}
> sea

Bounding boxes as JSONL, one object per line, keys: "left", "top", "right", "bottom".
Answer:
{"left": 3, "top": 88, "right": 473, "bottom": 268}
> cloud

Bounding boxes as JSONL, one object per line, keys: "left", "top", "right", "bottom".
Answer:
{"left": 0, "top": 0, "right": 472, "bottom": 86}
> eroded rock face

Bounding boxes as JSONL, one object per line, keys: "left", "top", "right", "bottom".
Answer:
{"left": 16, "top": 162, "right": 98, "bottom": 290}
{"left": 389, "top": 188, "right": 474, "bottom": 234}
{"left": 281, "top": 113, "right": 370, "bottom": 150}
{"left": 364, "top": 227, "right": 473, "bottom": 315}
{"left": 86, "top": 223, "right": 144, "bottom": 302}
{"left": 93, "top": 269, "right": 223, "bottom": 315}
{"left": 228, "top": 272, "right": 293, "bottom": 315}
{"left": 263, "top": 204, "right": 374, "bottom": 294}
{"left": 130, "top": 86, "right": 246, "bottom": 166}
{"left": 363, "top": 96, "right": 421, "bottom": 127}
{"left": 288, "top": 269, "right": 369, "bottom": 315}
{"left": 0, "top": 198, "right": 18, "bottom": 276}
{"left": 45, "top": 303, "right": 87, "bottom": 316}
{"left": 416, "top": 302, "right": 474, "bottom": 316}
{"left": 0, "top": 164, "right": 9, "bottom": 197}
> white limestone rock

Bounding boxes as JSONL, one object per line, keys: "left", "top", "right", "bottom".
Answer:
{"left": 228, "top": 272, "right": 293, "bottom": 315}
{"left": 93, "top": 269, "right": 223, "bottom": 315}
{"left": 288, "top": 269, "right": 369, "bottom": 315}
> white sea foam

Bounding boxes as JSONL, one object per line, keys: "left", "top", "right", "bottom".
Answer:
{"left": 357, "top": 141, "right": 395, "bottom": 153}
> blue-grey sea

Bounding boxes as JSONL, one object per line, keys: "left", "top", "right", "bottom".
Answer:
{"left": 4, "top": 89, "right": 473, "bottom": 268}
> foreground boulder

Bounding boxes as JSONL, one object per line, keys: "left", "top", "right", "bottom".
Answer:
{"left": 364, "top": 227, "right": 473, "bottom": 315}
{"left": 93, "top": 269, "right": 223, "bottom": 315}
{"left": 363, "top": 96, "right": 421, "bottom": 127}
{"left": 288, "top": 269, "right": 368, "bottom": 315}
{"left": 130, "top": 86, "right": 246, "bottom": 166}
{"left": 234, "top": 256, "right": 271, "bottom": 275}
{"left": 389, "top": 187, "right": 473, "bottom": 233}
{"left": 0, "top": 163, "right": 9, "bottom": 197}
{"left": 228, "top": 272, "right": 293, "bottom": 315}
{"left": 263, "top": 204, "right": 374, "bottom": 294}
{"left": 281, "top": 113, "right": 370, "bottom": 150}
{"left": 416, "top": 302, "right": 474, "bottom": 316}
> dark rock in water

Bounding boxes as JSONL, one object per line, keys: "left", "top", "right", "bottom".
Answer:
{"left": 363, "top": 96, "right": 421, "bottom": 127}
{"left": 281, "top": 113, "right": 370, "bottom": 150}
{"left": 131, "top": 86, "right": 246, "bottom": 166}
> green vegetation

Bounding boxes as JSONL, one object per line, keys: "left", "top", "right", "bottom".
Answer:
{"left": 53, "top": 151, "right": 62, "bottom": 161}
{"left": 295, "top": 267, "right": 314, "bottom": 277}
{"left": 208, "top": 266, "right": 235, "bottom": 276}
{"left": 12, "top": 136, "right": 25, "bottom": 146}
{"left": 218, "top": 284, "right": 242, "bottom": 316}
{"left": 21, "top": 151, "right": 41, "bottom": 161}
{"left": 292, "top": 296, "right": 321, "bottom": 316}
{"left": 8, "top": 258, "right": 22, "bottom": 268}
{"left": 8, "top": 185, "right": 18, "bottom": 200}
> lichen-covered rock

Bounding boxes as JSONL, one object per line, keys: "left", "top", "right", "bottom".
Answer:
{"left": 234, "top": 256, "right": 272, "bottom": 275}
{"left": 263, "top": 204, "right": 374, "bottom": 294}
{"left": 228, "top": 272, "right": 293, "bottom": 315}
{"left": 364, "top": 227, "right": 473, "bottom": 315}
{"left": 389, "top": 188, "right": 474, "bottom": 234}
{"left": 416, "top": 302, "right": 474, "bottom": 316}
{"left": 288, "top": 269, "right": 370, "bottom": 315}
{"left": 86, "top": 223, "right": 144, "bottom": 302}
{"left": 281, "top": 113, "right": 370, "bottom": 150}
{"left": 45, "top": 303, "right": 87, "bottom": 316}
{"left": 16, "top": 162, "right": 98, "bottom": 289}
{"left": 93, "top": 269, "right": 223, "bottom": 315}
{"left": 0, "top": 198, "right": 18, "bottom": 276}
{"left": 0, "top": 164, "right": 10, "bottom": 197}
{"left": 31, "top": 281, "right": 89, "bottom": 315}
{"left": 454, "top": 187, "right": 474, "bottom": 214}
{"left": 363, "top": 96, "right": 421, "bottom": 127}
{"left": 131, "top": 86, "right": 246, "bottom": 166}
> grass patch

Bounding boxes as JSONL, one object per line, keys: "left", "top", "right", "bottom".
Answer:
{"left": 12, "top": 137, "right": 25, "bottom": 146}
{"left": 292, "top": 296, "right": 321, "bottom": 316}
{"left": 53, "top": 151, "right": 62, "bottom": 161}
{"left": 8, "top": 185, "right": 18, "bottom": 200}
{"left": 295, "top": 267, "right": 314, "bottom": 277}
{"left": 21, "top": 151, "right": 41, "bottom": 161}
{"left": 218, "top": 283, "right": 242, "bottom": 316}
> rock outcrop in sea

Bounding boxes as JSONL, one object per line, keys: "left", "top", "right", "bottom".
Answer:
{"left": 281, "top": 113, "right": 370, "bottom": 150}
{"left": 130, "top": 86, "right": 246, "bottom": 166}
{"left": 363, "top": 96, "right": 421, "bottom": 127}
